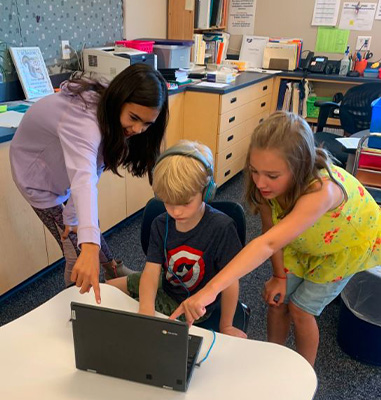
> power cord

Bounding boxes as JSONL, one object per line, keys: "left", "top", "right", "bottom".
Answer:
{"left": 195, "top": 329, "right": 216, "bottom": 367}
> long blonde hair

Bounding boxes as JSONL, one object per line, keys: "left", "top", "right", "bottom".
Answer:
{"left": 245, "top": 111, "right": 340, "bottom": 217}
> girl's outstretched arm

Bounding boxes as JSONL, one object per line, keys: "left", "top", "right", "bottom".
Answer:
{"left": 170, "top": 180, "right": 342, "bottom": 324}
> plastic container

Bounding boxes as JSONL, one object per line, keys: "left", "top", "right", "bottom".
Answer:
{"left": 339, "top": 47, "right": 350, "bottom": 76}
{"left": 337, "top": 267, "right": 381, "bottom": 366}
{"left": 115, "top": 40, "right": 154, "bottom": 53}
{"left": 363, "top": 68, "right": 379, "bottom": 78}
{"left": 306, "top": 96, "right": 332, "bottom": 118}
{"left": 148, "top": 39, "right": 193, "bottom": 69}
{"left": 370, "top": 97, "right": 381, "bottom": 149}
{"left": 354, "top": 59, "right": 368, "bottom": 76}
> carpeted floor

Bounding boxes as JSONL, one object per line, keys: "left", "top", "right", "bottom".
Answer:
{"left": 1, "top": 172, "right": 380, "bottom": 399}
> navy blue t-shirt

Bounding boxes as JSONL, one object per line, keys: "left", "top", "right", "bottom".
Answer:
{"left": 147, "top": 204, "right": 242, "bottom": 310}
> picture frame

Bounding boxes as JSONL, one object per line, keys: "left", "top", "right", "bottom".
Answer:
{"left": 9, "top": 47, "right": 54, "bottom": 101}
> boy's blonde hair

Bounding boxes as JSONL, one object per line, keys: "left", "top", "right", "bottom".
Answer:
{"left": 152, "top": 140, "right": 214, "bottom": 204}
{"left": 245, "top": 111, "right": 343, "bottom": 217}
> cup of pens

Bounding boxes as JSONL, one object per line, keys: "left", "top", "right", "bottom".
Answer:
{"left": 354, "top": 59, "right": 368, "bottom": 76}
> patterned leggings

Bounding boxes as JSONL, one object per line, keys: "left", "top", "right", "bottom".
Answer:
{"left": 33, "top": 204, "right": 113, "bottom": 286}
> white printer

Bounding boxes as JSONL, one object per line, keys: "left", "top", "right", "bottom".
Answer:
{"left": 83, "top": 47, "right": 157, "bottom": 80}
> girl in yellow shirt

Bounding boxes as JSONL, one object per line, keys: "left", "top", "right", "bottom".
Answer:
{"left": 171, "top": 111, "right": 381, "bottom": 367}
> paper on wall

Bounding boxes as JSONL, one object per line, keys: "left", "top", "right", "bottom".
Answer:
{"left": 339, "top": 2, "right": 376, "bottom": 31}
{"left": 228, "top": 0, "right": 257, "bottom": 35}
{"left": 311, "top": 0, "right": 340, "bottom": 26}
{"left": 376, "top": 0, "right": 381, "bottom": 20}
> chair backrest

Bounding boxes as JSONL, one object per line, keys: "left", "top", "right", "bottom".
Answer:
{"left": 352, "top": 133, "right": 381, "bottom": 203}
{"left": 340, "top": 83, "right": 381, "bottom": 135}
{"left": 140, "top": 198, "right": 246, "bottom": 255}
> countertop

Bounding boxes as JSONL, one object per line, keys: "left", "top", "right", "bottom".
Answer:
{"left": 0, "top": 72, "right": 274, "bottom": 144}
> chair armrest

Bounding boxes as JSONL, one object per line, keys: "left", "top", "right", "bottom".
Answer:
{"left": 315, "top": 101, "right": 340, "bottom": 133}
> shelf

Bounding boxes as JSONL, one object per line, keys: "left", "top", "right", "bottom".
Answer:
{"left": 194, "top": 26, "right": 226, "bottom": 32}
{"left": 306, "top": 117, "right": 341, "bottom": 126}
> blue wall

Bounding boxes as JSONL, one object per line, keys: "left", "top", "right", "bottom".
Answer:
{"left": 0, "top": 0, "right": 123, "bottom": 81}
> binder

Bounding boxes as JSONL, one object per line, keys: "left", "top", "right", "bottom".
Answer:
{"left": 262, "top": 43, "right": 298, "bottom": 71}
{"left": 198, "top": 0, "right": 211, "bottom": 29}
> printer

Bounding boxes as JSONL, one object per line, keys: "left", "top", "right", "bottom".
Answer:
{"left": 83, "top": 47, "right": 156, "bottom": 80}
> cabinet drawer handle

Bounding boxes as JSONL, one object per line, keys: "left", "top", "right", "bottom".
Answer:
{"left": 261, "top": 102, "right": 266, "bottom": 107}
{"left": 227, "top": 135, "right": 234, "bottom": 142}
{"left": 230, "top": 97, "right": 237, "bottom": 104}
{"left": 262, "top": 85, "right": 268, "bottom": 91}
{"left": 226, "top": 153, "right": 232, "bottom": 160}
{"left": 224, "top": 170, "right": 231, "bottom": 177}
{"left": 229, "top": 116, "right": 236, "bottom": 123}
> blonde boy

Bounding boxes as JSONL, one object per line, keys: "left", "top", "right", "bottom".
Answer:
{"left": 108, "top": 140, "right": 246, "bottom": 338}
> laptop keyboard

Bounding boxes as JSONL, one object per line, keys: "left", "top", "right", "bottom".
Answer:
{"left": 186, "top": 334, "right": 203, "bottom": 380}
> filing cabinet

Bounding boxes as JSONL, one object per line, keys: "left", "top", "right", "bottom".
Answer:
{"left": 183, "top": 78, "right": 274, "bottom": 186}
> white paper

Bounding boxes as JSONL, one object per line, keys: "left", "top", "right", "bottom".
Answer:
{"left": 239, "top": 35, "right": 268, "bottom": 68}
{"left": 376, "top": 0, "right": 381, "bottom": 19}
{"left": 0, "top": 111, "right": 24, "bottom": 128}
{"left": 196, "top": 82, "right": 230, "bottom": 88}
{"left": 336, "top": 137, "right": 360, "bottom": 149}
{"left": 245, "top": 67, "right": 282, "bottom": 74}
{"left": 339, "top": 2, "right": 376, "bottom": 31}
{"left": 228, "top": 0, "right": 257, "bottom": 35}
{"left": 312, "top": 0, "right": 340, "bottom": 26}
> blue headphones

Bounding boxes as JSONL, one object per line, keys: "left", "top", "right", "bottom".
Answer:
{"left": 154, "top": 143, "right": 217, "bottom": 203}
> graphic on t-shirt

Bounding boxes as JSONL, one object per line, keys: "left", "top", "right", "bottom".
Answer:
{"left": 166, "top": 245, "right": 205, "bottom": 291}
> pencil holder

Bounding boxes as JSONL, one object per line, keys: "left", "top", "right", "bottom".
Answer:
{"left": 354, "top": 60, "right": 368, "bottom": 76}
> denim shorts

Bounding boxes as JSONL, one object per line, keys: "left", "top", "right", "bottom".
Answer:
{"left": 283, "top": 273, "right": 353, "bottom": 316}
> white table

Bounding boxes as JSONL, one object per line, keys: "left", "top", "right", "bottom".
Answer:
{"left": 0, "top": 284, "right": 317, "bottom": 399}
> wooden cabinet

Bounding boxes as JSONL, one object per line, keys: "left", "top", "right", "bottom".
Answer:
{"left": 183, "top": 79, "right": 274, "bottom": 185}
{"left": 0, "top": 142, "right": 49, "bottom": 295}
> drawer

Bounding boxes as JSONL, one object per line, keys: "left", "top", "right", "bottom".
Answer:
{"left": 243, "top": 110, "right": 270, "bottom": 138}
{"left": 220, "top": 85, "right": 252, "bottom": 114}
{"left": 216, "top": 135, "right": 251, "bottom": 172}
{"left": 251, "top": 79, "right": 273, "bottom": 101}
{"left": 219, "top": 93, "right": 271, "bottom": 133}
{"left": 219, "top": 78, "right": 274, "bottom": 114}
{"left": 216, "top": 154, "right": 246, "bottom": 186}
{"left": 218, "top": 123, "right": 247, "bottom": 153}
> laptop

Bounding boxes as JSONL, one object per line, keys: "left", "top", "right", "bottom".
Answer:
{"left": 70, "top": 302, "right": 203, "bottom": 392}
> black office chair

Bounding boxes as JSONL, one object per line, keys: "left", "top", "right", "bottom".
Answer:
{"left": 314, "top": 82, "right": 381, "bottom": 167}
{"left": 141, "top": 198, "right": 251, "bottom": 333}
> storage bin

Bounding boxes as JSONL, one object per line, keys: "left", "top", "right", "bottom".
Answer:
{"left": 115, "top": 40, "right": 154, "bottom": 53}
{"left": 337, "top": 267, "right": 381, "bottom": 366}
{"left": 306, "top": 96, "right": 332, "bottom": 118}
{"left": 363, "top": 68, "right": 379, "bottom": 78}
{"left": 370, "top": 98, "right": 381, "bottom": 149}
{"left": 150, "top": 40, "right": 193, "bottom": 69}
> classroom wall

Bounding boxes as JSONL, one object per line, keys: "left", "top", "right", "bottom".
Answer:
{"left": 123, "top": 0, "right": 167, "bottom": 40}
{"left": 0, "top": 0, "right": 123, "bottom": 81}
{"left": 254, "top": 0, "right": 381, "bottom": 61}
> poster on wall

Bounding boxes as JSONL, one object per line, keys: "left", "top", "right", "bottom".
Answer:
{"left": 339, "top": 2, "right": 376, "bottom": 30}
{"left": 376, "top": 0, "right": 381, "bottom": 20}
{"left": 311, "top": 0, "right": 340, "bottom": 26}
{"left": 228, "top": 0, "right": 257, "bottom": 35}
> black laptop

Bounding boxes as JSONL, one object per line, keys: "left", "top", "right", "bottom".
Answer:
{"left": 70, "top": 302, "right": 203, "bottom": 392}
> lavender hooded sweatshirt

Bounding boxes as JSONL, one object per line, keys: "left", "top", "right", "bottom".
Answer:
{"left": 10, "top": 82, "right": 105, "bottom": 247}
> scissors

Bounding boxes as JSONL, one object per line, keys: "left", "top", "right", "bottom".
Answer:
{"left": 365, "top": 51, "right": 373, "bottom": 60}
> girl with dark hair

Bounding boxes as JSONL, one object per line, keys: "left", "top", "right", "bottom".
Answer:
{"left": 171, "top": 111, "right": 380, "bottom": 367}
{"left": 10, "top": 63, "right": 168, "bottom": 303}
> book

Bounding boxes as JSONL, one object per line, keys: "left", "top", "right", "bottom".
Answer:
{"left": 9, "top": 47, "right": 54, "bottom": 101}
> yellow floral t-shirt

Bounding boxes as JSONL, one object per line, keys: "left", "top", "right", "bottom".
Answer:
{"left": 270, "top": 165, "right": 381, "bottom": 284}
